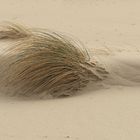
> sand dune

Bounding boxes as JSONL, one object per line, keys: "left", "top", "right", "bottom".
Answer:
{"left": 0, "top": 0, "right": 140, "bottom": 140}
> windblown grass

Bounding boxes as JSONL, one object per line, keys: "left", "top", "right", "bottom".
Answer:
{"left": 0, "top": 22, "right": 108, "bottom": 97}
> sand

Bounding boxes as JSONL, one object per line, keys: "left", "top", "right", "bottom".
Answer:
{"left": 0, "top": 0, "right": 140, "bottom": 140}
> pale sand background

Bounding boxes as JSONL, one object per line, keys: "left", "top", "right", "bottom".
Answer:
{"left": 0, "top": 0, "right": 140, "bottom": 140}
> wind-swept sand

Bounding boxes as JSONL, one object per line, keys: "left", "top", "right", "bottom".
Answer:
{"left": 0, "top": 0, "right": 140, "bottom": 140}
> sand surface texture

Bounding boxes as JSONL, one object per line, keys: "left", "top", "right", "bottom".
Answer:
{"left": 0, "top": 0, "right": 140, "bottom": 140}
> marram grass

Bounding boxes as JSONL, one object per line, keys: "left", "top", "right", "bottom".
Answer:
{"left": 0, "top": 22, "right": 108, "bottom": 98}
